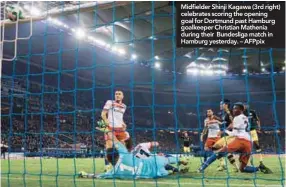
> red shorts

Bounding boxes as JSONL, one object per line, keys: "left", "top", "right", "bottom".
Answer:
{"left": 226, "top": 138, "right": 252, "bottom": 168}
{"left": 205, "top": 137, "right": 220, "bottom": 149}
{"left": 104, "top": 127, "right": 129, "bottom": 142}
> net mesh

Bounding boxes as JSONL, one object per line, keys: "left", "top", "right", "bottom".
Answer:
{"left": 1, "top": 1, "right": 285, "bottom": 187}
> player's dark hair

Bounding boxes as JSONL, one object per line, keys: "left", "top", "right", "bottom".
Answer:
{"left": 233, "top": 102, "right": 244, "bottom": 111}
{"left": 115, "top": 90, "right": 123, "bottom": 94}
{"left": 125, "top": 138, "right": 133, "bottom": 152}
{"left": 221, "top": 99, "right": 231, "bottom": 107}
{"left": 106, "top": 147, "right": 119, "bottom": 166}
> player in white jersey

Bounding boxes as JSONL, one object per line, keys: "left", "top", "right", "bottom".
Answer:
{"left": 101, "top": 90, "right": 129, "bottom": 143}
{"left": 201, "top": 109, "right": 221, "bottom": 162}
{"left": 133, "top": 142, "right": 159, "bottom": 159}
{"left": 198, "top": 103, "right": 272, "bottom": 173}
{"left": 100, "top": 90, "right": 129, "bottom": 171}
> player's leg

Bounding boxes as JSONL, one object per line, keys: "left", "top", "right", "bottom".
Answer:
{"left": 212, "top": 137, "right": 227, "bottom": 170}
{"left": 220, "top": 136, "right": 239, "bottom": 172}
{"left": 238, "top": 139, "right": 259, "bottom": 173}
{"left": 251, "top": 130, "right": 263, "bottom": 163}
{"left": 198, "top": 138, "right": 239, "bottom": 172}
{"left": 104, "top": 133, "right": 112, "bottom": 172}
{"left": 204, "top": 138, "right": 215, "bottom": 162}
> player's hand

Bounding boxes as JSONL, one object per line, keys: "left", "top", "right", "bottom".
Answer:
{"left": 257, "top": 129, "right": 261, "bottom": 134}
{"left": 97, "top": 120, "right": 108, "bottom": 128}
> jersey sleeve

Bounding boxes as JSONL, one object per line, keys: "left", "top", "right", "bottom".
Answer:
{"left": 103, "top": 100, "right": 112, "bottom": 110}
{"left": 140, "top": 142, "right": 152, "bottom": 149}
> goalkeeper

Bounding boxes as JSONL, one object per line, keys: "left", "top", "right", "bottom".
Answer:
{"left": 79, "top": 132, "right": 188, "bottom": 179}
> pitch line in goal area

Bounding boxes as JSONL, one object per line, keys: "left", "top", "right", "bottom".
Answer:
{"left": 1, "top": 177, "right": 282, "bottom": 187}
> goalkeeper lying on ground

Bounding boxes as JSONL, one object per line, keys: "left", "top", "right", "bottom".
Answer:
{"left": 78, "top": 132, "right": 188, "bottom": 179}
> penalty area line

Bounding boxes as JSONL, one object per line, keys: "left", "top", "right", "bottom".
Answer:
{"left": 1, "top": 177, "right": 282, "bottom": 187}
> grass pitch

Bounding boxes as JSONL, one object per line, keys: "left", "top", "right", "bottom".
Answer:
{"left": 1, "top": 155, "right": 285, "bottom": 187}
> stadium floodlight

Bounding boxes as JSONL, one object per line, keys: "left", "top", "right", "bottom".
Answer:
{"left": 155, "top": 62, "right": 161, "bottom": 69}
{"left": 187, "top": 68, "right": 198, "bottom": 75}
{"left": 95, "top": 39, "right": 106, "bottom": 46}
{"left": 53, "top": 19, "right": 63, "bottom": 26}
{"left": 118, "top": 49, "right": 126, "bottom": 55}
{"left": 24, "top": 5, "right": 30, "bottom": 10}
{"left": 197, "top": 57, "right": 210, "bottom": 61}
{"left": 199, "top": 64, "right": 206, "bottom": 69}
{"left": 75, "top": 29, "right": 86, "bottom": 39}
{"left": 205, "top": 69, "right": 214, "bottom": 76}
{"left": 87, "top": 36, "right": 95, "bottom": 41}
{"left": 282, "top": 67, "right": 285, "bottom": 71}
{"left": 105, "top": 44, "right": 111, "bottom": 49}
{"left": 131, "top": 54, "right": 137, "bottom": 60}
{"left": 261, "top": 68, "right": 266, "bottom": 72}
{"left": 112, "top": 46, "right": 117, "bottom": 52}
{"left": 30, "top": 7, "right": 41, "bottom": 16}
{"left": 243, "top": 69, "right": 247, "bottom": 73}
{"left": 155, "top": 56, "right": 159, "bottom": 60}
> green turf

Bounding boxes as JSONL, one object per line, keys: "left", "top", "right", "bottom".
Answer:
{"left": 1, "top": 155, "right": 285, "bottom": 187}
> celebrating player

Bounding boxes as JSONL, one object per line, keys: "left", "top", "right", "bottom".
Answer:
{"left": 243, "top": 104, "right": 263, "bottom": 163}
{"left": 198, "top": 102, "right": 272, "bottom": 174}
{"left": 181, "top": 131, "right": 192, "bottom": 158}
{"left": 78, "top": 133, "right": 188, "bottom": 179}
{"left": 212, "top": 99, "right": 239, "bottom": 172}
{"left": 200, "top": 109, "right": 221, "bottom": 162}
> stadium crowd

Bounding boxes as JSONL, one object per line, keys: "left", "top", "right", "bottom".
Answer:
{"left": 1, "top": 79, "right": 285, "bottom": 155}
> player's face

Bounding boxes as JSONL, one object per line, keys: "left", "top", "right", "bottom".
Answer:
{"left": 207, "top": 110, "right": 213, "bottom": 117}
{"left": 184, "top": 132, "right": 188, "bottom": 137}
{"left": 220, "top": 103, "right": 228, "bottom": 111}
{"left": 233, "top": 106, "right": 241, "bottom": 116}
{"left": 115, "top": 91, "right": 124, "bottom": 102}
{"left": 220, "top": 103, "right": 224, "bottom": 110}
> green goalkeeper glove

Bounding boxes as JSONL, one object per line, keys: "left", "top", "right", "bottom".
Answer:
{"left": 96, "top": 120, "right": 109, "bottom": 132}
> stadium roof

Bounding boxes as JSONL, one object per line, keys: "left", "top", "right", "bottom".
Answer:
{"left": 1, "top": 1, "right": 285, "bottom": 95}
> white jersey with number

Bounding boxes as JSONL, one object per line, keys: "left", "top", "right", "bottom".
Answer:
{"left": 133, "top": 142, "right": 152, "bottom": 159}
{"left": 231, "top": 114, "right": 251, "bottom": 141}
{"left": 205, "top": 118, "right": 220, "bottom": 138}
{"left": 103, "top": 100, "right": 126, "bottom": 128}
